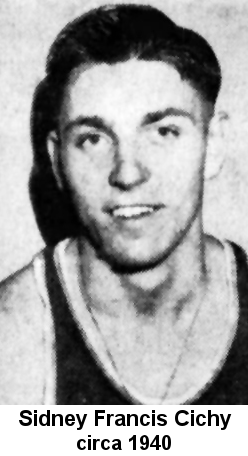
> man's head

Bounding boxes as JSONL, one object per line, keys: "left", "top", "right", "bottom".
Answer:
{"left": 30, "top": 3, "right": 222, "bottom": 269}
{"left": 45, "top": 3, "right": 221, "bottom": 128}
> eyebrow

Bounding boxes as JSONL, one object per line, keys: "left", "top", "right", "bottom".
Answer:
{"left": 62, "top": 115, "right": 115, "bottom": 138}
{"left": 141, "top": 108, "right": 195, "bottom": 126}
{"left": 62, "top": 107, "right": 195, "bottom": 136}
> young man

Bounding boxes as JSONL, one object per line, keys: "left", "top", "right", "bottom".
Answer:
{"left": 0, "top": 3, "right": 247, "bottom": 405}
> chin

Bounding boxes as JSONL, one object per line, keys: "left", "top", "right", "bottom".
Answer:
{"left": 81, "top": 219, "right": 186, "bottom": 273}
{"left": 96, "top": 241, "right": 172, "bottom": 274}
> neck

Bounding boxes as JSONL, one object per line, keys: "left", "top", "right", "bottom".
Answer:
{"left": 77, "top": 219, "right": 208, "bottom": 322}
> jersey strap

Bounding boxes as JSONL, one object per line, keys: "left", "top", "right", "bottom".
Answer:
{"left": 44, "top": 247, "right": 131, "bottom": 405}
{"left": 193, "top": 243, "right": 248, "bottom": 404}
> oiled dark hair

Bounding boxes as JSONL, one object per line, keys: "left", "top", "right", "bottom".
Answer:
{"left": 30, "top": 3, "right": 221, "bottom": 245}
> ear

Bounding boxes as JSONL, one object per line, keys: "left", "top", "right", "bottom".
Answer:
{"left": 204, "top": 111, "right": 229, "bottom": 180}
{"left": 47, "top": 131, "right": 63, "bottom": 189}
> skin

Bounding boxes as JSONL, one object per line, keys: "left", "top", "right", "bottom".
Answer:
{"left": 48, "top": 60, "right": 230, "bottom": 397}
{"left": 49, "top": 60, "right": 211, "bottom": 307}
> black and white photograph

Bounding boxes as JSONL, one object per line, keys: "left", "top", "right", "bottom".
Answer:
{"left": 1, "top": 0, "right": 248, "bottom": 405}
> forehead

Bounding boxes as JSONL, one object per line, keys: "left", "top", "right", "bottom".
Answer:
{"left": 60, "top": 60, "right": 204, "bottom": 124}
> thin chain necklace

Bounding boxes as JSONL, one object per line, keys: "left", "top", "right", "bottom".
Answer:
{"left": 77, "top": 240, "right": 205, "bottom": 404}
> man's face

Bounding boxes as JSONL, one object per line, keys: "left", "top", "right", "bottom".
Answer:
{"left": 53, "top": 60, "right": 209, "bottom": 270}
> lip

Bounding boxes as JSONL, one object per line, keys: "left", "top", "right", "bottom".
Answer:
{"left": 105, "top": 204, "right": 164, "bottom": 220}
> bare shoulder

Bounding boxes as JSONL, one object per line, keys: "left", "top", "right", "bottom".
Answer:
{"left": 0, "top": 258, "right": 47, "bottom": 404}
{"left": 0, "top": 261, "right": 40, "bottom": 310}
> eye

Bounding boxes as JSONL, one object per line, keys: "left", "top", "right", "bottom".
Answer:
{"left": 75, "top": 132, "right": 101, "bottom": 149}
{"left": 157, "top": 126, "right": 180, "bottom": 138}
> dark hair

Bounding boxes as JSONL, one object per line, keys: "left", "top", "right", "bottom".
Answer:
{"left": 30, "top": 3, "right": 221, "bottom": 245}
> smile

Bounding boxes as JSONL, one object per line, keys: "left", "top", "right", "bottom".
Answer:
{"left": 109, "top": 205, "right": 162, "bottom": 220}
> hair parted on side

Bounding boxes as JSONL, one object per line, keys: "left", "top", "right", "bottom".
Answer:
{"left": 30, "top": 3, "right": 222, "bottom": 246}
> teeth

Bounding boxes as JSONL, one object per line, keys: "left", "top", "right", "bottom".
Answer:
{"left": 112, "top": 206, "right": 154, "bottom": 218}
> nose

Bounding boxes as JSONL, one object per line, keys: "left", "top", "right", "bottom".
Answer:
{"left": 108, "top": 143, "right": 150, "bottom": 191}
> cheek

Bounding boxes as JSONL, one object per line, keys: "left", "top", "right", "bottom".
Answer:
{"left": 153, "top": 137, "right": 205, "bottom": 197}
{"left": 59, "top": 161, "right": 106, "bottom": 220}
{"left": 61, "top": 150, "right": 110, "bottom": 197}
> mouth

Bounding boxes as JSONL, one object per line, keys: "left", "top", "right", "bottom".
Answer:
{"left": 107, "top": 204, "right": 163, "bottom": 220}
